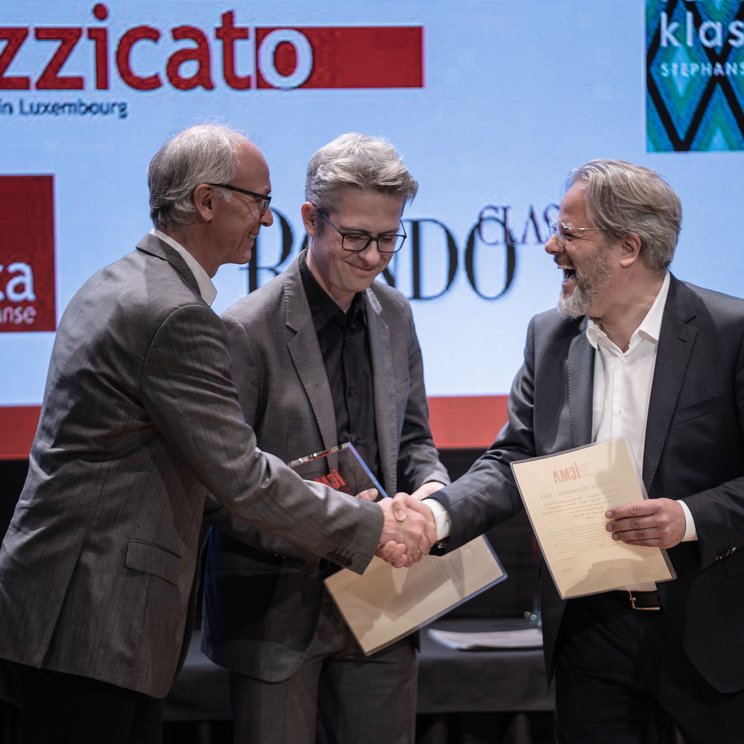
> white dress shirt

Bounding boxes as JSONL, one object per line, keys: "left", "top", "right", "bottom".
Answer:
{"left": 427, "top": 271, "right": 696, "bottom": 551}
{"left": 587, "top": 272, "right": 695, "bottom": 543}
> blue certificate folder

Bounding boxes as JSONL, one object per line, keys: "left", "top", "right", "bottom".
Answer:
{"left": 288, "top": 441, "right": 387, "bottom": 500}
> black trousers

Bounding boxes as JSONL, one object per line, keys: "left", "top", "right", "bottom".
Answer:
{"left": 555, "top": 592, "right": 744, "bottom": 744}
{"left": 8, "top": 661, "right": 163, "bottom": 744}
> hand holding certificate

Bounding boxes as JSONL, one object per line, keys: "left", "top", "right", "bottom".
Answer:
{"left": 291, "top": 443, "right": 506, "bottom": 654}
{"left": 511, "top": 438, "right": 675, "bottom": 599}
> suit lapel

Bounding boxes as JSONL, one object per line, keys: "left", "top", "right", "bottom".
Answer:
{"left": 283, "top": 260, "right": 338, "bottom": 452}
{"left": 365, "top": 288, "right": 397, "bottom": 495}
{"left": 643, "top": 277, "right": 698, "bottom": 491}
{"left": 136, "top": 233, "right": 200, "bottom": 295}
{"left": 566, "top": 323, "right": 595, "bottom": 449}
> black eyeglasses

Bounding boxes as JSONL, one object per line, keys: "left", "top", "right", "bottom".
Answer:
{"left": 207, "top": 183, "right": 272, "bottom": 217}
{"left": 318, "top": 211, "right": 407, "bottom": 254}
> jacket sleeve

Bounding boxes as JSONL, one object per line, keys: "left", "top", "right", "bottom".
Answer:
{"left": 140, "top": 301, "right": 382, "bottom": 574}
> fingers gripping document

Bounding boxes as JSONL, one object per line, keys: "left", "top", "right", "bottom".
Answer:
{"left": 510, "top": 437, "right": 675, "bottom": 599}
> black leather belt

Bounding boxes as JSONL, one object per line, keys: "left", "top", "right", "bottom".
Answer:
{"left": 621, "top": 590, "right": 663, "bottom": 612}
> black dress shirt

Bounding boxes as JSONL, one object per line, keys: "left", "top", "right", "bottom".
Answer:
{"left": 299, "top": 252, "right": 382, "bottom": 486}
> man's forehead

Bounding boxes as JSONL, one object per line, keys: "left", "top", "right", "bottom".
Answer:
{"left": 235, "top": 141, "right": 270, "bottom": 179}
{"left": 334, "top": 188, "right": 405, "bottom": 215}
{"left": 559, "top": 181, "right": 589, "bottom": 219}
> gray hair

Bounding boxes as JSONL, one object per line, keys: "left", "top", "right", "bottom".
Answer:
{"left": 568, "top": 159, "right": 682, "bottom": 270}
{"left": 305, "top": 133, "right": 418, "bottom": 215}
{"left": 148, "top": 124, "right": 246, "bottom": 228}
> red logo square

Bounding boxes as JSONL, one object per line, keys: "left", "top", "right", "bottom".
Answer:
{"left": 0, "top": 175, "right": 56, "bottom": 332}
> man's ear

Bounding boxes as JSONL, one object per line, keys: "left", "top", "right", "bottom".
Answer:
{"left": 619, "top": 232, "right": 642, "bottom": 268}
{"left": 193, "top": 183, "right": 216, "bottom": 223}
{"left": 301, "top": 202, "right": 318, "bottom": 237}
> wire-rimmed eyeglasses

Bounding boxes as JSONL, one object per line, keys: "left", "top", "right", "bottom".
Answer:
{"left": 207, "top": 183, "right": 272, "bottom": 217}
{"left": 319, "top": 211, "right": 407, "bottom": 254}
{"left": 548, "top": 220, "right": 609, "bottom": 246}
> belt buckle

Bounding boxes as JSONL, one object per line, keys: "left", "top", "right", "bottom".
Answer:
{"left": 626, "top": 590, "right": 662, "bottom": 612}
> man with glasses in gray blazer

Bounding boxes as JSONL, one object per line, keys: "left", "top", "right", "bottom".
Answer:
{"left": 202, "top": 133, "right": 448, "bottom": 744}
{"left": 403, "top": 160, "right": 744, "bottom": 744}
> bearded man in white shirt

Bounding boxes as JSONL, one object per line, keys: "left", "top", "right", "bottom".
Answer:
{"left": 408, "top": 160, "right": 744, "bottom": 744}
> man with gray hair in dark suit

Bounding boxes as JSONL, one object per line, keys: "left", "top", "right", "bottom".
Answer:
{"left": 202, "top": 132, "right": 448, "bottom": 744}
{"left": 402, "top": 159, "right": 744, "bottom": 743}
{"left": 0, "top": 123, "right": 434, "bottom": 744}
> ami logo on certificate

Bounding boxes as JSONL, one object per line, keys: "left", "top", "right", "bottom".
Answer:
{"left": 511, "top": 437, "right": 676, "bottom": 599}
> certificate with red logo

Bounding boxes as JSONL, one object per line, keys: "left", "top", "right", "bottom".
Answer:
{"left": 511, "top": 438, "right": 676, "bottom": 599}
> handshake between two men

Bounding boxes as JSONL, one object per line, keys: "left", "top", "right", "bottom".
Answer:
{"left": 362, "top": 483, "right": 445, "bottom": 568}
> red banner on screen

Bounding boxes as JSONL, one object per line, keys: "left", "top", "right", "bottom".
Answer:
{"left": 0, "top": 396, "right": 506, "bottom": 460}
{"left": 255, "top": 26, "right": 424, "bottom": 89}
{"left": 0, "top": 176, "right": 55, "bottom": 332}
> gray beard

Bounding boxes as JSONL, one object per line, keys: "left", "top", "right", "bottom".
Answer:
{"left": 556, "top": 252, "right": 615, "bottom": 319}
{"left": 557, "top": 285, "right": 591, "bottom": 318}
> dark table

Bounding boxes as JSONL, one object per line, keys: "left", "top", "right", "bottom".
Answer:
{"left": 164, "top": 617, "right": 554, "bottom": 744}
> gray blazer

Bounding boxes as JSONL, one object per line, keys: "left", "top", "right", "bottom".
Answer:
{"left": 202, "top": 254, "right": 449, "bottom": 681}
{"left": 433, "top": 275, "right": 744, "bottom": 693}
{"left": 0, "top": 235, "right": 382, "bottom": 699}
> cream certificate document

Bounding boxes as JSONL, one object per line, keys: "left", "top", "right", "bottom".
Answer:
{"left": 324, "top": 536, "right": 505, "bottom": 655}
{"left": 511, "top": 438, "right": 675, "bottom": 599}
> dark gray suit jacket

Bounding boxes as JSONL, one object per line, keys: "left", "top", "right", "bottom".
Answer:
{"left": 433, "top": 274, "right": 744, "bottom": 693}
{"left": 202, "top": 254, "right": 449, "bottom": 681}
{"left": 0, "top": 235, "right": 382, "bottom": 698}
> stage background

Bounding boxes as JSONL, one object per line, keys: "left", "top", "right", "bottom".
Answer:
{"left": 2, "top": 0, "right": 743, "bottom": 458}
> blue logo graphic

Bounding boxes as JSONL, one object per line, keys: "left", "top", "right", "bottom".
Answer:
{"left": 646, "top": 0, "right": 744, "bottom": 151}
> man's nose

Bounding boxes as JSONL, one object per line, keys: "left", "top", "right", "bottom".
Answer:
{"left": 545, "top": 233, "right": 561, "bottom": 256}
{"left": 359, "top": 239, "right": 384, "bottom": 263}
{"left": 261, "top": 208, "right": 274, "bottom": 227}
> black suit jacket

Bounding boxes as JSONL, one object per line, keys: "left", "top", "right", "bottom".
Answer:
{"left": 434, "top": 274, "right": 744, "bottom": 693}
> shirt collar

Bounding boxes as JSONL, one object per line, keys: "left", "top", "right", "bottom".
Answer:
{"left": 298, "top": 250, "right": 365, "bottom": 332}
{"left": 151, "top": 228, "right": 217, "bottom": 306}
{"left": 586, "top": 272, "right": 670, "bottom": 351}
